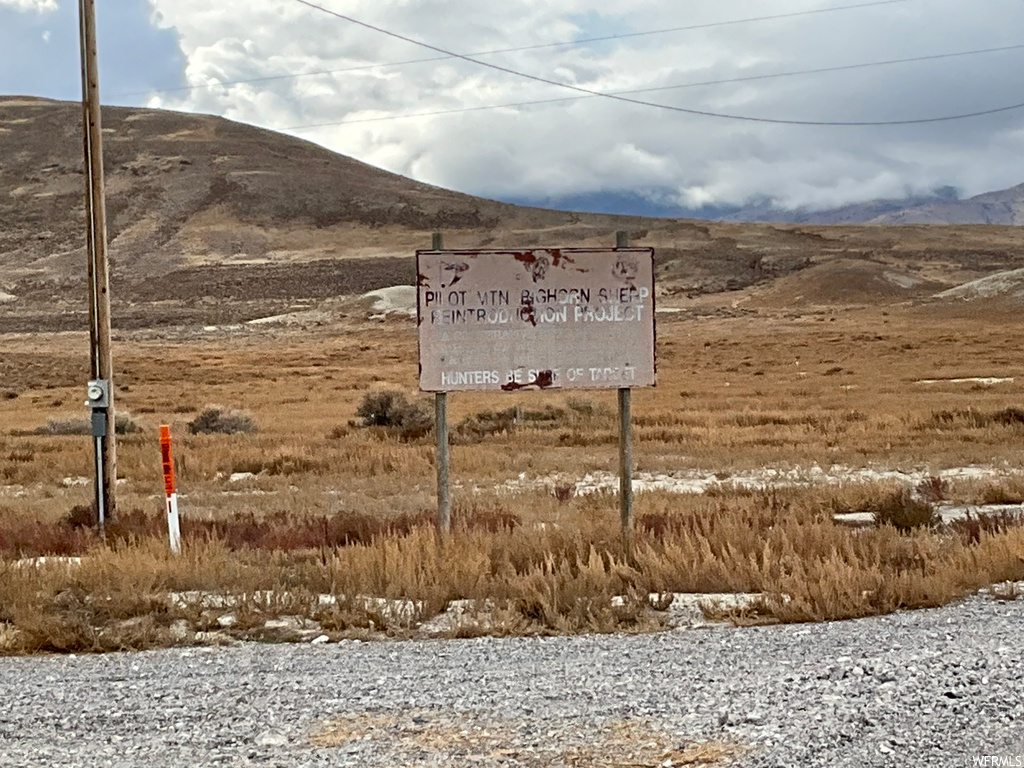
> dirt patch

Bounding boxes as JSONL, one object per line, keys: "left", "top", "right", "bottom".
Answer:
{"left": 750, "top": 259, "right": 944, "bottom": 307}
{"left": 125, "top": 257, "right": 415, "bottom": 302}
{"left": 308, "top": 711, "right": 742, "bottom": 766}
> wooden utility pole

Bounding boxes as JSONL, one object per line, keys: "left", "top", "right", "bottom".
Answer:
{"left": 78, "top": 0, "right": 116, "bottom": 528}
{"left": 431, "top": 231, "right": 451, "bottom": 536}
{"left": 615, "top": 230, "right": 634, "bottom": 535}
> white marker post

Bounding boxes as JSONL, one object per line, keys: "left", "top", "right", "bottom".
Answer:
{"left": 159, "top": 425, "right": 181, "bottom": 554}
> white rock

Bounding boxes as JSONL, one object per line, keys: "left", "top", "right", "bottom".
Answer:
{"left": 14, "top": 556, "right": 82, "bottom": 569}
{"left": 935, "top": 268, "right": 1024, "bottom": 301}
{"left": 169, "top": 620, "right": 191, "bottom": 642}
{"left": 255, "top": 730, "right": 289, "bottom": 747}
{"left": 361, "top": 285, "right": 416, "bottom": 318}
{"left": 194, "top": 631, "right": 239, "bottom": 647}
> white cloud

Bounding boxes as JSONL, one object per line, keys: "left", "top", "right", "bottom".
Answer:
{"left": 0, "top": 0, "right": 57, "bottom": 12}
{"left": 146, "top": 0, "right": 1024, "bottom": 209}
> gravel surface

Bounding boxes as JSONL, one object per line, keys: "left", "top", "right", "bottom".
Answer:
{"left": 1, "top": 594, "right": 1021, "bottom": 767}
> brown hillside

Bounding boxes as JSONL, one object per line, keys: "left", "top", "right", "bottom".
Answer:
{"left": 2, "top": 97, "right": 1024, "bottom": 330}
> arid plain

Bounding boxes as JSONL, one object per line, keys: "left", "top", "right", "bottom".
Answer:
{"left": 1, "top": 98, "right": 1024, "bottom": 652}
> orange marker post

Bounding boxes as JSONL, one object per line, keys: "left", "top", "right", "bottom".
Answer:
{"left": 160, "top": 425, "right": 181, "bottom": 554}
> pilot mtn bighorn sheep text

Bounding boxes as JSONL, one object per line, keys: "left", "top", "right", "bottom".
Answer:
{"left": 423, "top": 286, "right": 650, "bottom": 327}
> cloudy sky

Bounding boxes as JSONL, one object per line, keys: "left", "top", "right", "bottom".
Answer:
{"left": 3, "top": 0, "right": 1024, "bottom": 213}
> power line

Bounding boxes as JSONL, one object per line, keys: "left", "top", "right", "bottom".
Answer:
{"left": 291, "top": 0, "right": 1024, "bottom": 126}
{"left": 116, "top": 0, "right": 907, "bottom": 99}
{"left": 284, "top": 42, "right": 1024, "bottom": 130}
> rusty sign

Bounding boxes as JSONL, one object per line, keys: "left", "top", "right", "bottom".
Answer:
{"left": 416, "top": 248, "right": 656, "bottom": 392}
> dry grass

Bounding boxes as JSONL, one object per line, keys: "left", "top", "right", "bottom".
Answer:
{"left": 0, "top": 485, "right": 1021, "bottom": 652}
{"left": 3, "top": 306, "right": 1024, "bottom": 651}
{"left": 308, "top": 712, "right": 399, "bottom": 747}
{"left": 308, "top": 712, "right": 742, "bottom": 766}
{"left": 6, "top": 308, "right": 1024, "bottom": 484}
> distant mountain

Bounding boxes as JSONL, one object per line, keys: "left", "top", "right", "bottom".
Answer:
{"left": 716, "top": 188, "right": 963, "bottom": 225}
{"left": 868, "top": 183, "right": 1024, "bottom": 225}
{"left": 510, "top": 183, "right": 1024, "bottom": 226}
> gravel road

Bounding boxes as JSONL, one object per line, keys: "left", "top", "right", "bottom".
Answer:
{"left": 1, "top": 593, "right": 1021, "bottom": 767}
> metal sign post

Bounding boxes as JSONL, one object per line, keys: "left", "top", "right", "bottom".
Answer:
{"left": 615, "top": 230, "right": 634, "bottom": 535}
{"left": 431, "top": 232, "right": 452, "bottom": 536}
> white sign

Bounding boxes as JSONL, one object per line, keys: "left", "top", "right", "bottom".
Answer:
{"left": 416, "top": 248, "right": 656, "bottom": 392}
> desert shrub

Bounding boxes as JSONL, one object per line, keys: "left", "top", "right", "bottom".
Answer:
{"left": 264, "top": 452, "right": 325, "bottom": 476}
{"left": 994, "top": 407, "right": 1024, "bottom": 425}
{"left": 948, "top": 509, "right": 1024, "bottom": 545}
{"left": 354, "top": 390, "right": 432, "bottom": 440}
{"left": 704, "top": 481, "right": 762, "bottom": 498}
{"left": 730, "top": 412, "right": 803, "bottom": 428}
{"left": 871, "top": 489, "right": 941, "bottom": 532}
{"left": 33, "top": 412, "right": 141, "bottom": 436}
{"left": 564, "top": 397, "right": 615, "bottom": 425}
{"left": 449, "top": 403, "right": 591, "bottom": 443}
{"left": 62, "top": 504, "right": 95, "bottom": 529}
{"left": 553, "top": 484, "right": 574, "bottom": 502}
{"left": 919, "top": 407, "right": 1024, "bottom": 431}
{"left": 565, "top": 397, "right": 595, "bottom": 417}
{"left": 557, "top": 430, "right": 618, "bottom": 446}
{"left": 187, "top": 406, "right": 255, "bottom": 435}
{"left": 455, "top": 505, "right": 520, "bottom": 533}
{"left": 0, "top": 507, "right": 94, "bottom": 556}
{"left": 453, "top": 407, "right": 518, "bottom": 443}
{"left": 115, "top": 412, "right": 142, "bottom": 435}
{"left": 35, "top": 417, "right": 91, "bottom": 436}
{"left": 325, "top": 425, "right": 350, "bottom": 440}
{"left": 914, "top": 476, "right": 948, "bottom": 503}
{"left": 919, "top": 409, "right": 988, "bottom": 430}
{"left": 57, "top": 505, "right": 163, "bottom": 541}
{"left": 228, "top": 450, "right": 328, "bottom": 477}
{"left": 519, "top": 405, "right": 566, "bottom": 423}
{"left": 825, "top": 485, "right": 942, "bottom": 533}
{"left": 979, "top": 480, "right": 1024, "bottom": 505}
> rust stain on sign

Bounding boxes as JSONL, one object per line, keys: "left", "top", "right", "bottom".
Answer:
{"left": 519, "top": 293, "right": 538, "bottom": 327}
{"left": 550, "top": 249, "right": 574, "bottom": 268}
{"left": 416, "top": 248, "right": 656, "bottom": 392}
{"left": 501, "top": 369, "right": 555, "bottom": 391}
{"left": 441, "top": 261, "right": 469, "bottom": 289}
